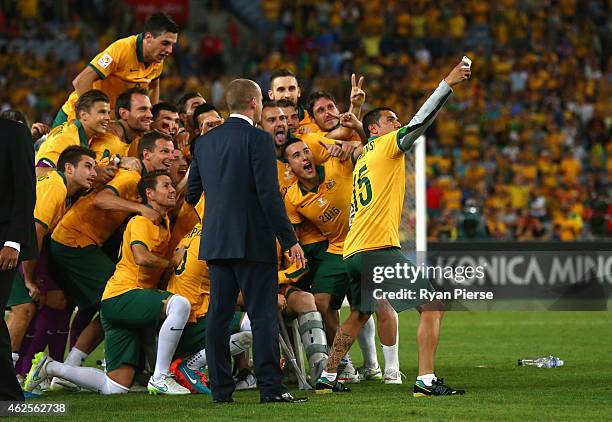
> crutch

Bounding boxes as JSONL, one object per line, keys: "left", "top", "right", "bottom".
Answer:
{"left": 278, "top": 312, "right": 311, "bottom": 390}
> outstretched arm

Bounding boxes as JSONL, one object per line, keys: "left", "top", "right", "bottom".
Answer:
{"left": 397, "top": 58, "right": 471, "bottom": 151}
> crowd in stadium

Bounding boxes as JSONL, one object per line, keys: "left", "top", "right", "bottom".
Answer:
{"left": 0, "top": 0, "right": 610, "bottom": 245}
{"left": 0, "top": 0, "right": 483, "bottom": 398}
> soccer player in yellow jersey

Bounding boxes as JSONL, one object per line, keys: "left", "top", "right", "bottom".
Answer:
{"left": 317, "top": 59, "right": 471, "bottom": 396}
{"left": 52, "top": 12, "right": 178, "bottom": 127}
{"left": 36, "top": 90, "right": 112, "bottom": 176}
{"left": 47, "top": 131, "right": 174, "bottom": 372}
{"left": 7, "top": 146, "right": 96, "bottom": 376}
{"left": 267, "top": 69, "right": 313, "bottom": 129}
{"left": 110, "top": 88, "right": 153, "bottom": 158}
{"left": 26, "top": 171, "right": 191, "bottom": 395}
{"left": 283, "top": 133, "right": 403, "bottom": 384}
{"left": 165, "top": 219, "right": 253, "bottom": 394}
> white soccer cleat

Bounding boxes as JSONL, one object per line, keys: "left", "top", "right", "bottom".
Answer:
{"left": 235, "top": 368, "right": 257, "bottom": 390}
{"left": 24, "top": 352, "right": 52, "bottom": 392}
{"left": 147, "top": 373, "right": 191, "bottom": 395}
{"left": 358, "top": 365, "right": 383, "bottom": 381}
{"left": 383, "top": 368, "right": 405, "bottom": 385}
{"left": 50, "top": 376, "right": 82, "bottom": 392}
{"left": 338, "top": 361, "right": 360, "bottom": 384}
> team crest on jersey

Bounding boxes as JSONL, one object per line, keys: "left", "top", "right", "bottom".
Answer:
{"left": 317, "top": 197, "right": 328, "bottom": 207}
{"left": 325, "top": 179, "right": 336, "bottom": 190}
{"left": 284, "top": 168, "right": 293, "bottom": 180}
{"left": 97, "top": 53, "right": 113, "bottom": 69}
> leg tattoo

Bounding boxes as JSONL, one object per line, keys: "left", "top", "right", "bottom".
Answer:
{"left": 325, "top": 327, "right": 355, "bottom": 372}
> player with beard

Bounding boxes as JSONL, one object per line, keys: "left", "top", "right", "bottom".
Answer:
{"left": 6, "top": 147, "right": 97, "bottom": 387}
{"left": 316, "top": 59, "right": 471, "bottom": 397}
{"left": 45, "top": 132, "right": 175, "bottom": 389}
{"left": 267, "top": 69, "right": 314, "bottom": 131}
{"left": 260, "top": 101, "right": 365, "bottom": 381}
{"left": 103, "top": 88, "right": 153, "bottom": 159}
{"left": 26, "top": 172, "right": 191, "bottom": 395}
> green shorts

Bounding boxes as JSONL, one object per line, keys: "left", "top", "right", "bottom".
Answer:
{"left": 312, "top": 252, "right": 350, "bottom": 309}
{"left": 49, "top": 239, "right": 115, "bottom": 311}
{"left": 7, "top": 272, "right": 31, "bottom": 308}
{"left": 51, "top": 108, "right": 68, "bottom": 129}
{"left": 293, "top": 241, "right": 328, "bottom": 292}
{"left": 100, "top": 289, "right": 172, "bottom": 372}
{"left": 176, "top": 312, "right": 242, "bottom": 356}
{"left": 344, "top": 247, "right": 429, "bottom": 313}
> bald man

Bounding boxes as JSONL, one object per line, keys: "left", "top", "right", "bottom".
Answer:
{"left": 186, "top": 79, "right": 306, "bottom": 404}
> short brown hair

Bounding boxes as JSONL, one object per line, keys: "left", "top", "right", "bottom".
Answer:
{"left": 137, "top": 170, "right": 170, "bottom": 203}
{"left": 138, "top": 130, "right": 173, "bottom": 159}
{"left": 57, "top": 146, "right": 96, "bottom": 172}
{"left": 75, "top": 90, "right": 109, "bottom": 117}
{"left": 225, "top": 79, "right": 260, "bottom": 113}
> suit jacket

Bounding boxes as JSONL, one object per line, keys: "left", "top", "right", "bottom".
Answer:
{"left": 187, "top": 116, "right": 297, "bottom": 263}
{"left": 0, "top": 118, "right": 37, "bottom": 261}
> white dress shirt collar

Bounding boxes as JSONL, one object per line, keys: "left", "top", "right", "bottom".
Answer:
{"left": 229, "top": 113, "right": 254, "bottom": 126}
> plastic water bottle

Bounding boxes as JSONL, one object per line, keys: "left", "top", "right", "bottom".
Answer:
{"left": 518, "top": 356, "right": 564, "bottom": 368}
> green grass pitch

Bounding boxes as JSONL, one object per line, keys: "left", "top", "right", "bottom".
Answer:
{"left": 22, "top": 311, "right": 612, "bottom": 421}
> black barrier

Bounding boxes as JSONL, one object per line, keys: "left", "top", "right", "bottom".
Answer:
{"left": 428, "top": 241, "right": 612, "bottom": 252}
{"left": 360, "top": 242, "right": 612, "bottom": 311}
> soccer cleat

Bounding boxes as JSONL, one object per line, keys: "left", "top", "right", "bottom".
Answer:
{"left": 51, "top": 376, "right": 82, "bottom": 392}
{"left": 358, "top": 365, "right": 383, "bottom": 381}
{"left": 235, "top": 368, "right": 257, "bottom": 390}
{"left": 315, "top": 376, "right": 351, "bottom": 394}
{"left": 147, "top": 373, "right": 191, "bottom": 395}
{"left": 413, "top": 377, "right": 465, "bottom": 397}
{"left": 383, "top": 369, "right": 405, "bottom": 385}
{"left": 337, "top": 360, "right": 360, "bottom": 384}
{"left": 170, "top": 358, "right": 211, "bottom": 395}
{"left": 24, "top": 352, "right": 52, "bottom": 392}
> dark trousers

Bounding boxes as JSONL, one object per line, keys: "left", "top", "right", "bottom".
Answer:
{"left": 206, "top": 259, "right": 285, "bottom": 400}
{"left": 0, "top": 268, "right": 24, "bottom": 400}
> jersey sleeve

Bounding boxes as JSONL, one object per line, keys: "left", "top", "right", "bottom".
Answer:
{"left": 376, "top": 130, "right": 404, "bottom": 158}
{"left": 278, "top": 250, "right": 309, "bottom": 285}
{"left": 88, "top": 39, "right": 126, "bottom": 80}
{"left": 395, "top": 80, "right": 453, "bottom": 153}
{"left": 104, "top": 170, "right": 139, "bottom": 199}
{"left": 33, "top": 182, "right": 65, "bottom": 231}
{"left": 129, "top": 216, "right": 157, "bottom": 250}
{"left": 283, "top": 189, "right": 304, "bottom": 225}
{"left": 35, "top": 134, "right": 73, "bottom": 168}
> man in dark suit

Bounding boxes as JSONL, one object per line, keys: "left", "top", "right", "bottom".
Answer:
{"left": 0, "top": 118, "right": 37, "bottom": 400}
{"left": 187, "top": 79, "right": 307, "bottom": 404}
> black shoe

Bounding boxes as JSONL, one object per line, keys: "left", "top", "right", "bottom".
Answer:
{"left": 260, "top": 392, "right": 308, "bottom": 403}
{"left": 315, "top": 377, "right": 351, "bottom": 394}
{"left": 413, "top": 378, "right": 465, "bottom": 397}
{"left": 213, "top": 397, "right": 235, "bottom": 403}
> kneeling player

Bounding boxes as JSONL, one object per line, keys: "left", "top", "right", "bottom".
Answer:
{"left": 166, "top": 209, "right": 252, "bottom": 394}
{"left": 25, "top": 171, "right": 191, "bottom": 395}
